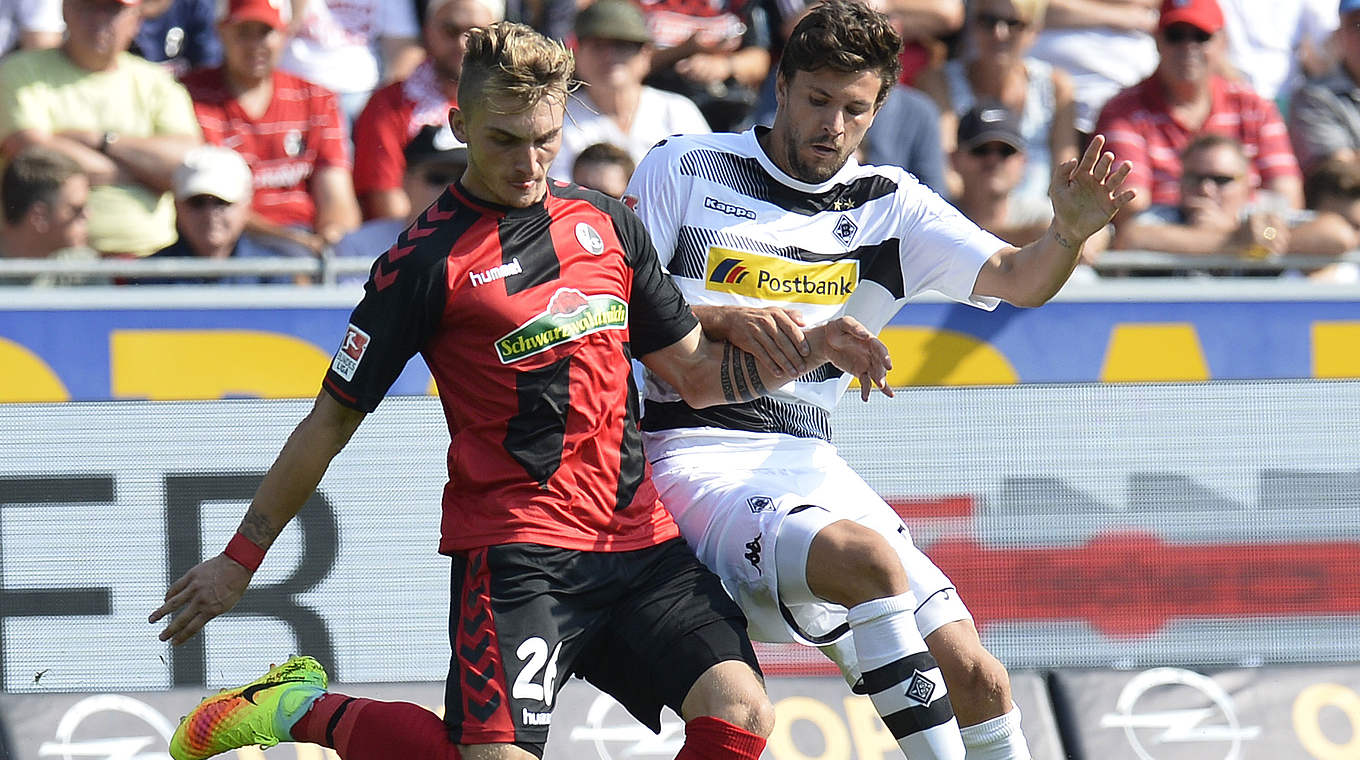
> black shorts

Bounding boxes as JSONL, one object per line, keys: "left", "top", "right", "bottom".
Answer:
{"left": 443, "top": 537, "right": 761, "bottom": 756}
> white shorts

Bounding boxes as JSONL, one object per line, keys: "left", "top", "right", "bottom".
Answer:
{"left": 646, "top": 431, "right": 972, "bottom": 652}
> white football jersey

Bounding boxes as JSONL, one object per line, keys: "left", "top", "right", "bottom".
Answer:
{"left": 628, "top": 128, "right": 1005, "bottom": 440}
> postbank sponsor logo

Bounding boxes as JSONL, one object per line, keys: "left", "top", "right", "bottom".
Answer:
{"left": 705, "top": 246, "right": 857, "bottom": 305}
{"left": 496, "top": 288, "right": 628, "bottom": 364}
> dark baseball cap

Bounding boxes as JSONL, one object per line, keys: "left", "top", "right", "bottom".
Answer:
{"left": 957, "top": 101, "right": 1024, "bottom": 152}
{"left": 575, "top": 0, "right": 651, "bottom": 43}
{"left": 405, "top": 124, "right": 468, "bottom": 169}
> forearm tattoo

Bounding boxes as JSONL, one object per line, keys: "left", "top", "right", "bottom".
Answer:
{"left": 239, "top": 510, "right": 278, "bottom": 548}
{"left": 719, "top": 342, "right": 769, "bottom": 403}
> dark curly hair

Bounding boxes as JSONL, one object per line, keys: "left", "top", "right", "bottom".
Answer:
{"left": 778, "top": 0, "right": 903, "bottom": 106}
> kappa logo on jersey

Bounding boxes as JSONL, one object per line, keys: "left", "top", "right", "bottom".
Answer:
{"left": 704, "top": 196, "right": 757, "bottom": 220}
{"left": 834, "top": 214, "right": 858, "bottom": 246}
{"left": 470, "top": 257, "right": 523, "bottom": 287}
{"left": 744, "top": 534, "right": 762, "bottom": 572}
{"left": 331, "top": 323, "right": 370, "bottom": 381}
{"left": 747, "top": 495, "right": 774, "bottom": 513}
{"left": 495, "top": 288, "right": 629, "bottom": 364}
{"left": 705, "top": 246, "right": 858, "bottom": 305}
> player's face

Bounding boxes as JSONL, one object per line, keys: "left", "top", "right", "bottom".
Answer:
{"left": 425, "top": 0, "right": 495, "bottom": 83}
{"left": 452, "top": 94, "right": 564, "bottom": 208}
{"left": 771, "top": 67, "right": 882, "bottom": 184}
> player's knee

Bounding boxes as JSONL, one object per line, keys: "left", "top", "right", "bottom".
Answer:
{"left": 939, "top": 645, "right": 1010, "bottom": 706}
{"left": 682, "top": 661, "right": 775, "bottom": 737}
{"left": 807, "top": 520, "right": 909, "bottom": 606}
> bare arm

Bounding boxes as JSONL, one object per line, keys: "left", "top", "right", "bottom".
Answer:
{"left": 1042, "top": 0, "right": 1159, "bottom": 32}
{"left": 311, "top": 165, "right": 363, "bottom": 245}
{"left": 149, "top": 392, "right": 365, "bottom": 645}
{"left": 361, "top": 188, "right": 411, "bottom": 221}
{"left": 380, "top": 36, "right": 425, "bottom": 84}
{"left": 18, "top": 30, "right": 62, "bottom": 50}
{"left": 642, "top": 317, "right": 892, "bottom": 408}
{"left": 884, "top": 0, "right": 965, "bottom": 40}
{"left": 59, "top": 130, "right": 200, "bottom": 193}
{"left": 974, "top": 135, "right": 1135, "bottom": 306}
{"left": 2, "top": 130, "right": 121, "bottom": 183}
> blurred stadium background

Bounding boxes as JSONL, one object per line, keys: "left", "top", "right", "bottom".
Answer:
{"left": 2, "top": 278, "right": 1360, "bottom": 759}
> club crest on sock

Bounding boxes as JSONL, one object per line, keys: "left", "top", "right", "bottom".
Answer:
{"left": 906, "top": 670, "right": 936, "bottom": 705}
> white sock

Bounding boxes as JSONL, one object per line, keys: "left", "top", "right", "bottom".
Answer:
{"left": 960, "top": 707, "right": 1030, "bottom": 760}
{"left": 848, "top": 593, "right": 965, "bottom": 760}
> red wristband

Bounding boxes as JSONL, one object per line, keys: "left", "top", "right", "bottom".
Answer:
{"left": 224, "top": 532, "right": 266, "bottom": 571}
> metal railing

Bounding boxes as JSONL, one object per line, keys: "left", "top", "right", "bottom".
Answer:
{"left": 1, "top": 249, "right": 1359, "bottom": 284}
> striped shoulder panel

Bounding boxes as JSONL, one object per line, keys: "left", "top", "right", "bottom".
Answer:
{"left": 676, "top": 148, "right": 899, "bottom": 216}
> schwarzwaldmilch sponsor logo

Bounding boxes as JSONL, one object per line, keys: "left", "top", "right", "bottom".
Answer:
{"left": 495, "top": 288, "right": 628, "bottom": 364}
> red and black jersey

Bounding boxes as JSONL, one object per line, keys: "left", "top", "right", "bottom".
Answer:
{"left": 323, "top": 180, "right": 696, "bottom": 553}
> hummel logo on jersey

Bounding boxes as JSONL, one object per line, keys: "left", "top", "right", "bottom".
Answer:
{"left": 470, "top": 257, "right": 523, "bottom": 287}
{"left": 834, "top": 214, "right": 858, "bottom": 245}
{"left": 745, "top": 535, "right": 762, "bottom": 571}
{"left": 705, "top": 246, "right": 858, "bottom": 305}
{"left": 704, "top": 196, "right": 757, "bottom": 220}
{"left": 905, "top": 670, "right": 936, "bottom": 706}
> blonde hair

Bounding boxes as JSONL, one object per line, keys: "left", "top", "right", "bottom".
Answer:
{"left": 458, "top": 22, "right": 576, "bottom": 115}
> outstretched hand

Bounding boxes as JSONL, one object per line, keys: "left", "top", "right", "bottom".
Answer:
{"left": 148, "top": 554, "right": 252, "bottom": 645}
{"left": 818, "top": 316, "right": 894, "bottom": 401}
{"left": 710, "top": 306, "right": 810, "bottom": 375}
{"left": 1049, "top": 134, "right": 1137, "bottom": 242}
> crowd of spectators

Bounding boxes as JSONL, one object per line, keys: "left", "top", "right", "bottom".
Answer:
{"left": 2, "top": 0, "right": 1360, "bottom": 285}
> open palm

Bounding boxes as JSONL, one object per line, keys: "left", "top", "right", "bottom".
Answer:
{"left": 1050, "top": 134, "right": 1136, "bottom": 240}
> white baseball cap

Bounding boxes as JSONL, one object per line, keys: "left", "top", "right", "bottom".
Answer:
{"left": 173, "top": 145, "right": 254, "bottom": 204}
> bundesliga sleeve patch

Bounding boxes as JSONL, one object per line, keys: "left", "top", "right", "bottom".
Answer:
{"left": 331, "top": 323, "right": 371, "bottom": 381}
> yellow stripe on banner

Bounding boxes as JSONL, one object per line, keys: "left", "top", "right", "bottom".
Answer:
{"left": 0, "top": 337, "right": 69, "bottom": 402}
{"left": 1100, "top": 324, "right": 1209, "bottom": 382}
{"left": 112, "top": 330, "right": 332, "bottom": 400}
{"left": 1312, "top": 322, "right": 1360, "bottom": 379}
{"left": 877, "top": 327, "right": 1019, "bottom": 386}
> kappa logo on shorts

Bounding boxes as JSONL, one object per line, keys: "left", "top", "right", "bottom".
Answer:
{"left": 744, "top": 534, "right": 762, "bottom": 572}
{"left": 331, "top": 323, "right": 370, "bottom": 381}
{"left": 747, "top": 496, "right": 774, "bottom": 513}
{"left": 905, "top": 670, "right": 936, "bottom": 706}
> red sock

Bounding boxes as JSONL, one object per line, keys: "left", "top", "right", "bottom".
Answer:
{"left": 291, "top": 693, "right": 461, "bottom": 760}
{"left": 673, "top": 716, "right": 766, "bottom": 760}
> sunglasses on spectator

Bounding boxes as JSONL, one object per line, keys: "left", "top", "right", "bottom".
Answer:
{"left": 969, "top": 143, "right": 1020, "bottom": 158}
{"left": 974, "top": 12, "right": 1028, "bottom": 32}
{"left": 1184, "top": 172, "right": 1240, "bottom": 186}
{"left": 184, "top": 195, "right": 233, "bottom": 210}
{"left": 1162, "top": 26, "right": 1213, "bottom": 44}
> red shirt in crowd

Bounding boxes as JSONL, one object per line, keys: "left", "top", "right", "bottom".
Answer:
{"left": 352, "top": 60, "right": 458, "bottom": 206}
{"left": 1094, "top": 74, "right": 1300, "bottom": 207}
{"left": 182, "top": 67, "right": 352, "bottom": 228}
